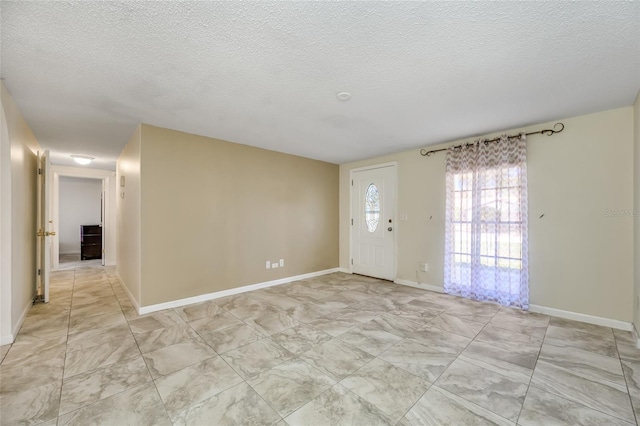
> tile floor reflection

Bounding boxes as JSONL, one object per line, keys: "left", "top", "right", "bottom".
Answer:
{"left": 1, "top": 256, "right": 639, "bottom": 425}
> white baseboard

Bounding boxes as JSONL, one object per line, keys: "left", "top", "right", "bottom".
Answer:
{"left": 394, "top": 278, "right": 444, "bottom": 293}
{"left": 392, "top": 279, "right": 631, "bottom": 332}
{"left": 137, "top": 268, "right": 343, "bottom": 315}
{"left": 529, "top": 304, "right": 632, "bottom": 331}
{"left": 1, "top": 300, "right": 32, "bottom": 345}
{"left": 0, "top": 332, "right": 14, "bottom": 346}
{"left": 115, "top": 268, "right": 634, "bottom": 333}
{"left": 633, "top": 324, "right": 640, "bottom": 349}
{"left": 114, "top": 271, "right": 141, "bottom": 313}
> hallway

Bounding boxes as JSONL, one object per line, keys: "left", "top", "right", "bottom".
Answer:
{"left": 0, "top": 257, "right": 148, "bottom": 424}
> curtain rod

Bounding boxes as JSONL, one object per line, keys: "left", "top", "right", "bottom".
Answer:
{"left": 420, "top": 122, "right": 565, "bottom": 157}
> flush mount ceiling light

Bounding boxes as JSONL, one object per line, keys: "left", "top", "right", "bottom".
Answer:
{"left": 71, "top": 155, "right": 94, "bottom": 165}
{"left": 336, "top": 92, "right": 352, "bottom": 101}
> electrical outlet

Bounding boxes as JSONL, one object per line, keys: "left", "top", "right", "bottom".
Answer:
{"left": 272, "top": 262, "right": 279, "bottom": 269}
{"left": 279, "top": 259, "right": 284, "bottom": 267}
{"left": 420, "top": 262, "right": 428, "bottom": 272}
{"left": 266, "top": 261, "right": 271, "bottom": 269}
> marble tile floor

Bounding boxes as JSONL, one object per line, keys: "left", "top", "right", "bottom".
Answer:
{"left": 1, "top": 261, "right": 639, "bottom": 425}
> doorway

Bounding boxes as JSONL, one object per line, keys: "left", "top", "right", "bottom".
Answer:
{"left": 57, "top": 176, "right": 103, "bottom": 269}
{"left": 350, "top": 163, "right": 397, "bottom": 281}
{"left": 50, "top": 166, "right": 116, "bottom": 272}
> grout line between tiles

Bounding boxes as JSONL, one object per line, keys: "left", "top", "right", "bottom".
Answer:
{"left": 613, "top": 331, "right": 640, "bottom": 426}
{"left": 388, "top": 301, "right": 541, "bottom": 423}
{"left": 54, "top": 260, "right": 76, "bottom": 420}
{"left": 193, "top": 310, "right": 288, "bottom": 424}
{"left": 524, "top": 329, "right": 638, "bottom": 425}
{"left": 242, "top": 370, "right": 286, "bottom": 423}
{"left": 514, "top": 317, "right": 548, "bottom": 425}
{"left": 112, "top": 276, "right": 173, "bottom": 424}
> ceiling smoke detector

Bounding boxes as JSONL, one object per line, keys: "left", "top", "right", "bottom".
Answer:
{"left": 336, "top": 92, "right": 352, "bottom": 101}
{"left": 71, "top": 155, "right": 94, "bottom": 165}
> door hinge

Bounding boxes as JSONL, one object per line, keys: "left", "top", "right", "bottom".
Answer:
{"left": 37, "top": 269, "right": 41, "bottom": 276}
{"left": 351, "top": 259, "right": 353, "bottom": 265}
{"left": 351, "top": 180, "right": 354, "bottom": 186}
{"left": 351, "top": 218, "right": 353, "bottom": 225}
{"left": 38, "top": 168, "right": 42, "bottom": 175}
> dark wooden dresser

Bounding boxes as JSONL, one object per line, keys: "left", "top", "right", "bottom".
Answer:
{"left": 80, "top": 224, "right": 102, "bottom": 260}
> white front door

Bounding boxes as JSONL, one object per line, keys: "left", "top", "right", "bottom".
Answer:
{"left": 36, "top": 150, "right": 53, "bottom": 302}
{"left": 351, "top": 164, "right": 396, "bottom": 280}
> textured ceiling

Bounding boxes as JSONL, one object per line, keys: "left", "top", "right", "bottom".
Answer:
{"left": 1, "top": 1, "right": 639, "bottom": 169}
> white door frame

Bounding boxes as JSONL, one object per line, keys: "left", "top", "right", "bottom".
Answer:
{"left": 36, "top": 150, "right": 53, "bottom": 302}
{"left": 51, "top": 165, "right": 116, "bottom": 270}
{"left": 349, "top": 162, "right": 398, "bottom": 280}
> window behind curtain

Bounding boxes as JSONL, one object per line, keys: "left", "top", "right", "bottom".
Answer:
{"left": 444, "top": 135, "right": 529, "bottom": 308}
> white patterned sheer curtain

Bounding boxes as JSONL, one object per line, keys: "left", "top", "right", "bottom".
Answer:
{"left": 443, "top": 134, "right": 529, "bottom": 309}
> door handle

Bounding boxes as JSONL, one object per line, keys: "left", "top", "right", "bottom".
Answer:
{"left": 45, "top": 231, "right": 56, "bottom": 236}
{"left": 387, "top": 227, "right": 393, "bottom": 231}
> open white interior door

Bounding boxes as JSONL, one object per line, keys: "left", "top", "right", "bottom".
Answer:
{"left": 101, "top": 181, "right": 106, "bottom": 266}
{"left": 36, "top": 150, "right": 53, "bottom": 303}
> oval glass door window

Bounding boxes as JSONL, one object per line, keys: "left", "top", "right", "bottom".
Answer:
{"left": 365, "top": 183, "right": 380, "bottom": 232}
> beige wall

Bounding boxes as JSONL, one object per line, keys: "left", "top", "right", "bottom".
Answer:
{"left": 634, "top": 91, "right": 640, "bottom": 331}
{"left": 118, "top": 124, "right": 339, "bottom": 307}
{"left": 340, "top": 107, "right": 635, "bottom": 323}
{"left": 0, "top": 85, "right": 11, "bottom": 341}
{"left": 0, "top": 82, "right": 41, "bottom": 341}
{"left": 116, "top": 125, "right": 142, "bottom": 305}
